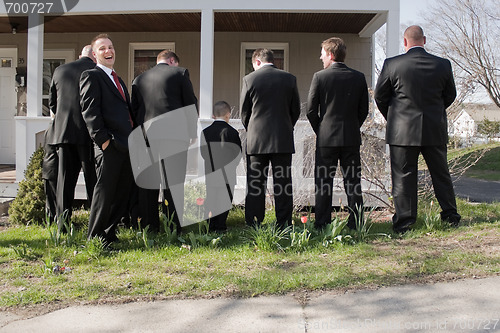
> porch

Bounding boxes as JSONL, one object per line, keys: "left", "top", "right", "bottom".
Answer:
{"left": 0, "top": 0, "right": 401, "bottom": 182}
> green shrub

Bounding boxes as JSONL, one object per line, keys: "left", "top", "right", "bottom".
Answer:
{"left": 8, "top": 146, "right": 46, "bottom": 225}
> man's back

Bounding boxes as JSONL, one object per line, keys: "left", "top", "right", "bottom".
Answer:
{"left": 132, "top": 63, "right": 197, "bottom": 123}
{"left": 375, "top": 47, "right": 456, "bottom": 146}
{"left": 240, "top": 65, "right": 300, "bottom": 154}
{"left": 307, "top": 63, "right": 368, "bottom": 147}
{"left": 49, "top": 57, "right": 95, "bottom": 144}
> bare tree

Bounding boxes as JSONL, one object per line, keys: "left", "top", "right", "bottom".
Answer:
{"left": 424, "top": 0, "right": 500, "bottom": 108}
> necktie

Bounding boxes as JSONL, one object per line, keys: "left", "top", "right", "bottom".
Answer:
{"left": 111, "top": 71, "right": 133, "bottom": 127}
{"left": 111, "top": 71, "right": 126, "bottom": 101}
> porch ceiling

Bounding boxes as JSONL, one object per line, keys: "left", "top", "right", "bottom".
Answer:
{"left": 0, "top": 12, "right": 376, "bottom": 34}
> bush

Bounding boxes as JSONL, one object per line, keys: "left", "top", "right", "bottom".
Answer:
{"left": 8, "top": 146, "right": 46, "bottom": 225}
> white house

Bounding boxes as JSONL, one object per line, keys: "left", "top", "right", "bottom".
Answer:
{"left": 0, "top": 0, "right": 400, "bottom": 192}
{"left": 450, "top": 105, "right": 500, "bottom": 142}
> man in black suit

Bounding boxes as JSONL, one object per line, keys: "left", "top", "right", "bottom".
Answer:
{"left": 307, "top": 37, "right": 369, "bottom": 230}
{"left": 200, "top": 101, "right": 242, "bottom": 232}
{"left": 42, "top": 119, "right": 58, "bottom": 224}
{"left": 240, "top": 48, "right": 301, "bottom": 228}
{"left": 131, "top": 50, "right": 198, "bottom": 231}
{"left": 375, "top": 25, "right": 461, "bottom": 233}
{"left": 49, "top": 45, "right": 96, "bottom": 229}
{"left": 80, "top": 34, "right": 135, "bottom": 242}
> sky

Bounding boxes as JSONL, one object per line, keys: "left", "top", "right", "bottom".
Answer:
{"left": 386, "top": 0, "right": 490, "bottom": 104}
{"left": 399, "top": 0, "right": 430, "bottom": 25}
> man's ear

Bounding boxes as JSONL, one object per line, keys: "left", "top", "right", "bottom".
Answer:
{"left": 403, "top": 37, "right": 408, "bottom": 48}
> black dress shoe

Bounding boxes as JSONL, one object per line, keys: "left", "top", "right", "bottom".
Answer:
{"left": 441, "top": 212, "right": 461, "bottom": 227}
{"left": 393, "top": 226, "right": 410, "bottom": 234}
{"left": 445, "top": 216, "right": 461, "bottom": 227}
{"left": 393, "top": 219, "right": 415, "bottom": 234}
{"left": 210, "top": 226, "right": 227, "bottom": 233}
{"left": 105, "top": 233, "right": 119, "bottom": 244}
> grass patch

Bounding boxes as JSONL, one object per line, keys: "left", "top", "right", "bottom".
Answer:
{"left": 0, "top": 201, "right": 499, "bottom": 308}
{"left": 448, "top": 143, "right": 500, "bottom": 181}
{"left": 463, "top": 145, "right": 500, "bottom": 180}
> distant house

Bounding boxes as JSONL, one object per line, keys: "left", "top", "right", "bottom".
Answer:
{"left": 450, "top": 105, "right": 500, "bottom": 142}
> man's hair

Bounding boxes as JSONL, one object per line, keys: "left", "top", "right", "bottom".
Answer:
{"left": 91, "top": 33, "right": 111, "bottom": 49}
{"left": 213, "top": 101, "right": 231, "bottom": 118}
{"left": 157, "top": 50, "right": 179, "bottom": 63}
{"left": 252, "top": 48, "right": 274, "bottom": 64}
{"left": 321, "top": 37, "right": 346, "bottom": 62}
{"left": 80, "top": 45, "right": 93, "bottom": 57}
{"left": 404, "top": 25, "right": 425, "bottom": 43}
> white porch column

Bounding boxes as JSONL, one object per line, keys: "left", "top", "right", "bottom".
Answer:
{"left": 26, "top": 14, "right": 44, "bottom": 117}
{"left": 385, "top": 5, "right": 400, "bottom": 57}
{"left": 16, "top": 14, "right": 46, "bottom": 181}
{"left": 199, "top": 8, "right": 214, "bottom": 119}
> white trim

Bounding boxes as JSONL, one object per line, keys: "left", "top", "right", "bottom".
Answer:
{"left": 26, "top": 14, "right": 44, "bottom": 118}
{"left": 128, "top": 42, "right": 175, "bottom": 85}
{"left": 359, "top": 12, "right": 387, "bottom": 38}
{"left": 385, "top": 4, "right": 400, "bottom": 57}
{"left": 199, "top": 9, "right": 214, "bottom": 120}
{"left": 4, "top": 0, "right": 399, "bottom": 15}
{"left": 0, "top": 47, "right": 18, "bottom": 164}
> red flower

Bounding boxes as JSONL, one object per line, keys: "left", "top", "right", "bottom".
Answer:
{"left": 196, "top": 198, "right": 205, "bottom": 206}
{"left": 301, "top": 216, "right": 308, "bottom": 224}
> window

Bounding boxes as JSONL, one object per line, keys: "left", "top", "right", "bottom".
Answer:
{"left": 239, "top": 42, "right": 289, "bottom": 85}
{"left": 42, "top": 49, "right": 75, "bottom": 116}
{"left": 1, "top": 58, "right": 12, "bottom": 68}
{"left": 128, "top": 42, "right": 175, "bottom": 84}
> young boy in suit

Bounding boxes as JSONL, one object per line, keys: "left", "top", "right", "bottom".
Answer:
{"left": 200, "top": 101, "right": 242, "bottom": 232}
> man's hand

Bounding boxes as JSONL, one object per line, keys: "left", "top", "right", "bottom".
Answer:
{"left": 102, "top": 139, "right": 110, "bottom": 150}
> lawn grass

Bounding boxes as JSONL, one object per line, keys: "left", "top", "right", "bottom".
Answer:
{"left": 448, "top": 142, "right": 500, "bottom": 181}
{"left": 1, "top": 200, "right": 499, "bottom": 308}
{"left": 463, "top": 145, "right": 500, "bottom": 180}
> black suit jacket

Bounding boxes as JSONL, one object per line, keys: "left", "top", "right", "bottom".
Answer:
{"left": 374, "top": 47, "right": 456, "bottom": 146}
{"left": 48, "top": 57, "right": 95, "bottom": 145}
{"left": 42, "top": 119, "right": 58, "bottom": 180}
{"left": 131, "top": 63, "right": 198, "bottom": 138}
{"left": 201, "top": 121, "right": 242, "bottom": 185}
{"left": 240, "top": 65, "right": 301, "bottom": 154}
{"left": 306, "top": 63, "right": 368, "bottom": 147}
{"left": 80, "top": 66, "right": 133, "bottom": 152}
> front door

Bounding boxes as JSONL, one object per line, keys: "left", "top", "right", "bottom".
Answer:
{"left": 0, "top": 48, "right": 17, "bottom": 164}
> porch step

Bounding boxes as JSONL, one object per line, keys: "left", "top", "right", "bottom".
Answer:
{"left": 0, "top": 182, "right": 18, "bottom": 199}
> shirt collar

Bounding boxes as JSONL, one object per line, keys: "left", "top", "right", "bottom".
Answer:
{"left": 97, "top": 63, "right": 113, "bottom": 75}
{"left": 407, "top": 46, "right": 425, "bottom": 52}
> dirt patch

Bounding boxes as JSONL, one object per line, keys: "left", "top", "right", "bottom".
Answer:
{"left": 0, "top": 215, "right": 11, "bottom": 232}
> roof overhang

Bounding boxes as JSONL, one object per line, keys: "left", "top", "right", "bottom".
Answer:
{"left": 0, "top": 11, "right": 384, "bottom": 35}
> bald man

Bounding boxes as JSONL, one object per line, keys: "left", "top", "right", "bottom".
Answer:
{"left": 374, "top": 25, "right": 460, "bottom": 233}
{"left": 49, "top": 45, "right": 97, "bottom": 230}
